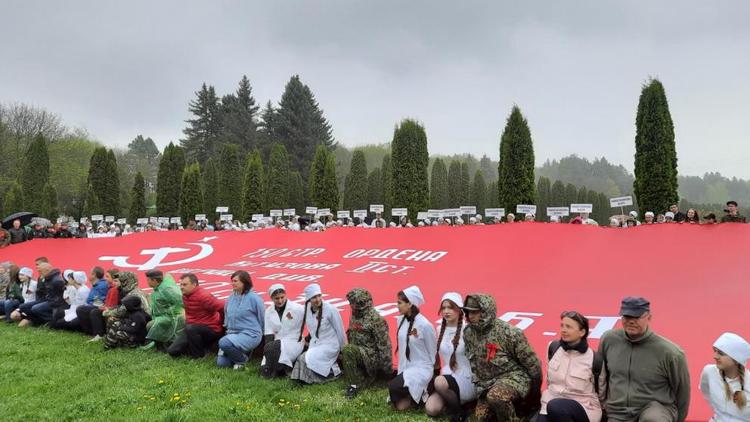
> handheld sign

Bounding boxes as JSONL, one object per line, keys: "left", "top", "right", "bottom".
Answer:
{"left": 417, "top": 212, "right": 428, "bottom": 221}
{"left": 105, "top": 216, "right": 115, "bottom": 223}
{"left": 485, "top": 208, "right": 506, "bottom": 218}
{"left": 283, "top": 209, "right": 296, "bottom": 217}
{"left": 391, "top": 208, "right": 408, "bottom": 217}
{"left": 136, "top": 218, "right": 148, "bottom": 225}
{"left": 546, "top": 207, "right": 570, "bottom": 217}
{"left": 79, "top": 218, "right": 87, "bottom": 224}
{"left": 91, "top": 215, "right": 103, "bottom": 221}
{"left": 516, "top": 205, "right": 537, "bottom": 215}
{"left": 149, "top": 217, "right": 158, "bottom": 223}
{"left": 158, "top": 217, "right": 170, "bottom": 224}
{"left": 170, "top": 217, "right": 181, "bottom": 224}
{"left": 337, "top": 210, "right": 350, "bottom": 219}
{"left": 221, "top": 214, "right": 233, "bottom": 221}
{"left": 316, "top": 208, "right": 331, "bottom": 217}
{"left": 216, "top": 206, "right": 229, "bottom": 213}
{"left": 460, "top": 206, "right": 477, "bottom": 215}
{"left": 353, "top": 210, "right": 367, "bottom": 218}
{"left": 570, "top": 204, "right": 593, "bottom": 213}
{"left": 610, "top": 196, "right": 633, "bottom": 207}
{"left": 447, "top": 208, "right": 462, "bottom": 217}
{"left": 305, "top": 206, "right": 317, "bottom": 215}
{"left": 195, "top": 214, "right": 206, "bottom": 221}
{"left": 369, "top": 204, "right": 384, "bottom": 213}
{"left": 117, "top": 218, "right": 127, "bottom": 225}
{"left": 270, "top": 210, "right": 283, "bottom": 217}
{"left": 252, "top": 214, "right": 264, "bottom": 221}
{"left": 427, "top": 209, "right": 441, "bottom": 218}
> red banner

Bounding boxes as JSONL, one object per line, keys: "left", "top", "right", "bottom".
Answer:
{"left": 3, "top": 223, "right": 749, "bottom": 420}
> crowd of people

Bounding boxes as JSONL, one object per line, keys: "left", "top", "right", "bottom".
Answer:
{"left": 1, "top": 257, "right": 748, "bottom": 421}
{"left": 0, "top": 201, "right": 745, "bottom": 247}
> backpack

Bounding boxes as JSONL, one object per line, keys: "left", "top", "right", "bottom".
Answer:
{"left": 547, "top": 340, "right": 603, "bottom": 394}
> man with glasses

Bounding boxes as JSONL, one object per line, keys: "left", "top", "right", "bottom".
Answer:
{"left": 598, "top": 297, "right": 690, "bottom": 422}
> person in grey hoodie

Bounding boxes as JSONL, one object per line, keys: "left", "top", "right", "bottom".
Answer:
{"left": 598, "top": 297, "right": 690, "bottom": 422}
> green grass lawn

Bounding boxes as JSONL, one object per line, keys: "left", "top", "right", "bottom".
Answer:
{"left": 0, "top": 323, "right": 432, "bottom": 422}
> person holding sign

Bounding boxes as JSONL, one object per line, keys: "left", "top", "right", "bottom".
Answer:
{"left": 425, "top": 292, "right": 476, "bottom": 420}
{"left": 506, "top": 213, "right": 516, "bottom": 223}
{"left": 290, "top": 283, "right": 346, "bottom": 384}
{"left": 371, "top": 212, "right": 386, "bottom": 228}
{"left": 699, "top": 332, "right": 750, "bottom": 421}
{"left": 259, "top": 284, "right": 305, "bottom": 379}
{"left": 388, "top": 286, "right": 437, "bottom": 411}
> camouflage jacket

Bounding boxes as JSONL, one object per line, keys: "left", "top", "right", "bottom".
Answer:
{"left": 346, "top": 288, "right": 393, "bottom": 375}
{"left": 103, "top": 271, "right": 151, "bottom": 319}
{"left": 463, "top": 294, "right": 542, "bottom": 396}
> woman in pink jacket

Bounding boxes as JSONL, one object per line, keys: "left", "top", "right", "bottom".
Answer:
{"left": 537, "top": 311, "right": 606, "bottom": 422}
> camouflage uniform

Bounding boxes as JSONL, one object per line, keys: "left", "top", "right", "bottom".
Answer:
{"left": 103, "top": 271, "right": 151, "bottom": 321}
{"left": 341, "top": 288, "right": 393, "bottom": 387}
{"left": 463, "top": 294, "right": 542, "bottom": 422}
{"left": 104, "top": 295, "right": 151, "bottom": 349}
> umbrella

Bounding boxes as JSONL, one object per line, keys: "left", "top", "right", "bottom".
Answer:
{"left": 2, "top": 212, "right": 37, "bottom": 230}
{"left": 30, "top": 217, "right": 52, "bottom": 227}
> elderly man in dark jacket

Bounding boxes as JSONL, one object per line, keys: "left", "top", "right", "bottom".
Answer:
{"left": 8, "top": 219, "right": 29, "bottom": 244}
{"left": 19, "top": 262, "right": 66, "bottom": 327}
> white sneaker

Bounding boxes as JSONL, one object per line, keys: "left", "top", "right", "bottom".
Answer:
{"left": 88, "top": 335, "right": 103, "bottom": 342}
{"left": 233, "top": 363, "right": 246, "bottom": 371}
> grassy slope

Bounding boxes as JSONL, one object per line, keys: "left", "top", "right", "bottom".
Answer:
{"left": 0, "top": 323, "right": 431, "bottom": 422}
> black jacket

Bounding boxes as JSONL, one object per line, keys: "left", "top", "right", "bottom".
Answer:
{"left": 8, "top": 228, "right": 28, "bottom": 244}
{"left": 43, "top": 269, "right": 67, "bottom": 308}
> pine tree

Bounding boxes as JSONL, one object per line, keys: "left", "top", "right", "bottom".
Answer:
{"left": 129, "top": 172, "right": 147, "bottom": 224}
{"left": 288, "top": 171, "right": 305, "bottom": 214}
{"left": 41, "top": 183, "right": 58, "bottom": 219}
{"left": 577, "top": 186, "right": 589, "bottom": 203}
{"left": 156, "top": 143, "right": 185, "bottom": 216}
{"left": 381, "top": 153, "right": 393, "bottom": 219}
{"left": 180, "top": 163, "right": 204, "bottom": 224}
{"left": 21, "top": 134, "right": 49, "bottom": 214}
{"left": 86, "top": 146, "right": 110, "bottom": 215}
{"left": 479, "top": 154, "right": 497, "bottom": 183}
{"left": 202, "top": 157, "right": 219, "bottom": 218}
{"left": 486, "top": 181, "right": 500, "bottom": 209}
{"left": 470, "top": 170, "right": 487, "bottom": 213}
{"left": 598, "top": 192, "right": 611, "bottom": 224}
{"left": 266, "top": 143, "right": 290, "bottom": 210}
{"left": 274, "top": 75, "right": 335, "bottom": 178}
{"left": 633, "top": 78, "right": 678, "bottom": 216}
{"left": 217, "top": 144, "right": 242, "bottom": 216}
{"left": 586, "top": 190, "right": 602, "bottom": 224}
{"left": 257, "top": 101, "right": 277, "bottom": 159}
{"left": 536, "top": 177, "right": 551, "bottom": 221}
{"left": 343, "top": 150, "right": 368, "bottom": 210}
{"left": 564, "top": 183, "right": 578, "bottom": 208}
{"left": 430, "top": 158, "right": 449, "bottom": 209}
{"left": 391, "top": 119, "right": 429, "bottom": 220}
{"left": 550, "top": 180, "right": 566, "bottom": 206}
{"left": 181, "top": 83, "right": 223, "bottom": 164}
{"left": 307, "top": 145, "right": 338, "bottom": 212}
{"left": 447, "top": 160, "right": 462, "bottom": 207}
{"left": 241, "top": 150, "right": 265, "bottom": 220}
{"left": 497, "top": 106, "right": 536, "bottom": 213}
{"left": 4, "top": 181, "right": 25, "bottom": 214}
{"left": 221, "top": 75, "right": 260, "bottom": 153}
{"left": 82, "top": 183, "right": 99, "bottom": 217}
{"left": 367, "top": 167, "right": 383, "bottom": 207}
{"left": 460, "top": 162, "right": 471, "bottom": 205}
{"left": 101, "top": 149, "right": 120, "bottom": 216}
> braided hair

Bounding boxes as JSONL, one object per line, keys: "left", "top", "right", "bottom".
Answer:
{"left": 297, "top": 296, "right": 325, "bottom": 342}
{"left": 720, "top": 364, "right": 747, "bottom": 409}
{"left": 396, "top": 291, "right": 420, "bottom": 361}
{"left": 434, "top": 299, "right": 464, "bottom": 372}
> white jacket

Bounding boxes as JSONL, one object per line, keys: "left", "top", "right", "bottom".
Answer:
{"left": 303, "top": 302, "right": 346, "bottom": 377}
{"left": 262, "top": 300, "right": 305, "bottom": 367}
{"left": 700, "top": 364, "right": 750, "bottom": 421}
{"left": 396, "top": 313, "right": 437, "bottom": 403}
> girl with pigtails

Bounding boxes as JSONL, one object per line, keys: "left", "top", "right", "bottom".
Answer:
{"left": 425, "top": 292, "right": 476, "bottom": 420}
{"left": 388, "top": 285, "right": 437, "bottom": 411}
{"left": 700, "top": 332, "right": 750, "bottom": 421}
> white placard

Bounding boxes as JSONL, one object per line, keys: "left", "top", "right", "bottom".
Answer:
{"left": 353, "top": 210, "right": 368, "bottom": 218}
{"left": 117, "top": 218, "right": 127, "bottom": 224}
{"left": 91, "top": 215, "right": 103, "bottom": 221}
{"left": 252, "top": 214, "right": 264, "bottom": 221}
{"left": 270, "top": 210, "right": 283, "bottom": 217}
{"left": 444, "top": 208, "right": 461, "bottom": 217}
{"left": 137, "top": 218, "right": 148, "bottom": 225}
{"left": 460, "top": 206, "right": 477, "bottom": 215}
{"left": 417, "top": 212, "right": 428, "bottom": 221}
{"left": 316, "top": 208, "right": 331, "bottom": 217}
{"left": 195, "top": 214, "right": 206, "bottom": 221}
{"left": 484, "top": 208, "right": 506, "bottom": 218}
{"left": 369, "top": 204, "right": 384, "bottom": 213}
{"left": 216, "top": 206, "right": 229, "bottom": 213}
{"left": 546, "top": 207, "right": 570, "bottom": 217}
{"left": 610, "top": 196, "right": 633, "bottom": 207}
{"left": 158, "top": 217, "right": 170, "bottom": 224}
{"left": 283, "top": 208, "right": 296, "bottom": 216}
{"left": 427, "top": 209, "right": 441, "bottom": 218}
{"left": 337, "top": 210, "right": 351, "bottom": 219}
{"left": 305, "top": 206, "right": 317, "bottom": 215}
{"left": 570, "top": 204, "right": 593, "bottom": 213}
{"left": 104, "top": 216, "right": 115, "bottom": 222}
{"left": 79, "top": 218, "right": 87, "bottom": 224}
{"left": 170, "top": 217, "right": 181, "bottom": 224}
{"left": 149, "top": 217, "right": 158, "bottom": 223}
{"left": 516, "top": 204, "right": 537, "bottom": 215}
{"left": 391, "top": 208, "right": 408, "bottom": 217}
{"left": 221, "top": 214, "right": 233, "bottom": 221}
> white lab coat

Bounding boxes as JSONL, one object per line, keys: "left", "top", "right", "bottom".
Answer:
{"left": 396, "top": 313, "right": 437, "bottom": 403}
{"left": 437, "top": 325, "right": 477, "bottom": 403}
{"left": 303, "top": 302, "right": 346, "bottom": 377}
{"left": 64, "top": 284, "right": 91, "bottom": 322}
{"left": 700, "top": 364, "right": 750, "bottom": 421}
{"left": 262, "top": 300, "right": 305, "bottom": 367}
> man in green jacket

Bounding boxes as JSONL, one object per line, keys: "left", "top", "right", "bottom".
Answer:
{"left": 142, "top": 270, "right": 185, "bottom": 351}
{"left": 599, "top": 297, "right": 690, "bottom": 422}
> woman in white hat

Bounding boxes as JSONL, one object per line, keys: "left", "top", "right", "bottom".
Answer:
{"left": 700, "top": 332, "right": 750, "bottom": 421}
{"left": 51, "top": 270, "right": 90, "bottom": 331}
{"left": 388, "top": 285, "right": 437, "bottom": 411}
{"left": 290, "top": 283, "right": 346, "bottom": 384}
{"left": 260, "top": 283, "right": 305, "bottom": 378}
{"left": 425, "top": 292, "right": 476, "bottom": 419}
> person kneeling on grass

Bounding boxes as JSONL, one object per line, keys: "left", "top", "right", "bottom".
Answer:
{"left": 341, "top": 287, "right": 393, "bottom": 398}
{"left": 104, "top": 295, "right": 151, "bottom": 349}
{"left": 168, "top": 273, "right": 225, "bottom": 359}
{"left": 216, "top": 271, "right": 264, "bottom": 369}
{"left": 50, "top": 270, "right": 90, "bottom": 331}
{"left": 259, "top": 283, "right": 304, "bottom": 378}
{"left": 291, "top": 283, "right": 346, "bottom": 384}
{"left": 141, "top": 270, "right": 185, "bottom": 351}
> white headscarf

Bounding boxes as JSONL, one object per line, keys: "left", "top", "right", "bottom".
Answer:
{"left": 402, "top": 285, "right": 425, "bottom": 307}
{"left": 440, "top": 292, "right": 463, "bottom": 309}
{"left": 713, "top": 332, "right": 750, "bottom": 365}
{"left": 304, "top": 283, "right": 322, "bottom": 301}
{"left": 268, "top": 283, "right": 285, "bottom": 298}
{"left": 73, "top": 271, "right": 88, "bottom": 285}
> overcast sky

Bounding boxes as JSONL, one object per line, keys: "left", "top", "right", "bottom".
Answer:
{"left": 2, "top": 1, "right": 749, "bottom": 178}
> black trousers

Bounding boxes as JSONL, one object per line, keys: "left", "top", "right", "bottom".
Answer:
{"left": 49, "top": 307, "right": 81, "bottom": 331}
{"left": 167, "top": 324, "right": 221, "bottom": 359}
{"left": 536, "top": 398, "right": 590, "bottom": 422}
{"left": 76, "top": 305, "right": 106, "bottom": 336}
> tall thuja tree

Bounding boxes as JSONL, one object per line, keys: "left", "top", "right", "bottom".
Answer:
{"left": 447, "top": 160, "right": 463, "bottom": 207}
{"left": 180, "top": 163, "right": 204, "bottom": 223}
{"left": 86, "top": 146, "right": 109, "bottom": 216}
{"left": 221, "top": 75, "right": 260, "bottom": 153}
{"left": 101, "top": 149, "right": 120, "bottom": 216}
{"left": 21, "top": 134, "right": 50, "bottom": 214}
{"left": 343, "top": 150, "right": 368, "bottom": 210}
{"left": 429, "top": 158, "right": 449, "bottom": 209}
{"left": 550, "top": 180, "right": 566, "bottom": 206}
{"left": 564, "top": 183, "right": 578, "bottom": 208}
{"left": 241, "top": 150, "right": 265, "bottom": 220}
{"left": 266, "top": 143, "right": 290, "bottom": 210}
{"left": 202, "top": 157, "right": 219, "bottom": 218}
{"left": 577, "top": 186, "right": 589, "bottom": 203}
{"left": 367, "top": 167, "right": 383, "bottom": 207}
{"left": 470, "top": 170, "right": 487, "bottom": 213}
{"left": 288, "top": 171, "right": 305, "bottom": 214}
{"left": 129, "top": 172, "right": 147, "bottom": 224}
{"left": 307, "top": 145, "right": 338, "bottom": 212}
{"left": 497, "top": 106, "right": 536, "bottom": 213}
{"left": 486, "top": 181, "right": 500, "bottom": 209}
{"left": 3, "top": 181, "right": 24, "bottom": 215}
{"left": 633, "top": 79, "right": 678, "bottom": 216}
{"left": 274, "top": 75, "right": 335, "bottom": 179}
{"left": 391, "top": 119, "right": 429, "bottom": 220}
{"left": 82, "top": 183, "right": 99, "bottom": 218}
{"left": 381, "top": 153, "right": 393, "bottom": 219}
{"left": 217, "top": 144, "right": 243, "bottom": 216}
{"left": 460, "top": 162, "right": 471, "bottom": 205}
{"left": 536, "top": 176, "right": 551, "bottom": 221}
{"left": 156, "top": 143, "right": 185, "bottom": 216}
{"left": 181, "top": 83, "right": 223, "bottom": 164}
{"left": 41, "top": 183, "right": 58, "bottom": 219}
{"left": 585, "top": 190, "right": 602, "bottom": 224}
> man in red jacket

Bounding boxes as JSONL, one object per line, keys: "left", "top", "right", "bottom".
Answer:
{"left": 167, "top": 273, "right": 225, "bottom": 359}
